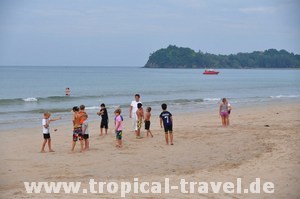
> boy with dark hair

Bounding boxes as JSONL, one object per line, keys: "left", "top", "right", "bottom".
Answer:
{"left": 136, "top": 102, "right": 144, "bottom": 139}
{"left": 159, "top": 103, "right": 173, "bottom": 145}
{"left": 145, "top": 107, "right": 153, "bottom": 138}
{"left": 97, "top": 103, "right": 109, "bottom": 136}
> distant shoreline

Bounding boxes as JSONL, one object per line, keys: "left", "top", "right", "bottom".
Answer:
{"left": 142, "top": 67, "right": 300, "bottom": 70}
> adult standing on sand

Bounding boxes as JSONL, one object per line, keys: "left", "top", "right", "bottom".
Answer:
{"left": 130, "top": 94, "right": 142, "bottom": 134}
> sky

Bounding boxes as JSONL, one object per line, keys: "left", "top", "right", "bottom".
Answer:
{"left": 0, "top": 0, "right": 299, "bottom": 66}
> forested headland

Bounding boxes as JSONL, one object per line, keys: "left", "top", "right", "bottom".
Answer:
{"left": 144, "top": 45, "right": 300, "bottom": 68}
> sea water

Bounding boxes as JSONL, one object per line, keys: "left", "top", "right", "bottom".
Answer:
{"left": 0, "top": 66, "right": 299, "bottom": 130}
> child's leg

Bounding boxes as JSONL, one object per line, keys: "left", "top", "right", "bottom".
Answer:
{"left": 118, "top": 139, "right": 122, "bottom": 147}
{"left": 149, "top": 130, "right": 153, "bottom": 137}
{"left": 86, "top": 139, "right": 89, "bottom": 150}
{"left": 100, "top": 128, "right": 103, "bottom": 136}
{"left": 47, "top": 139, "right": 54, "bottom": 152}
{"left": 226, "top": 116, "right": 229, "bottom": 126}
{"left": 80, "top": 140, "right": 84, "bottom": 152}
{"left": 165, "top": 133, "right": 169, "bottom": 145}
{"left": 221, "top": 116, "right": 226, "bottom": 126}
{"left": 136, "top": 129, "right": 140, "bottom": 138}
{"left": 84, "top": 139, "right": 87, "bottom": 149}
{"left": 170, "top": 132, "right": 173, "bottom": 145}
{"left": 105, "top": 128, "right": 108, "bottom": 135}
{"left": 41, "top": 139, "right": 47, "bottom": 152}
{"left": 71, "top": 141, "right": 76, "bottom": 152}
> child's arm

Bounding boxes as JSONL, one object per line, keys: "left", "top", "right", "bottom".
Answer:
{"left": 50, "top": 117, "right": 62, "bottom": 122}
{"left": 228, "top": 104, "right": 232, "bottom": 111}
{"left": 82, "top": 123, "right": 87, "bottom": 134}
{"left": 129, "top": 106, "right": 133, "bottom": 118}
{"left": 160, "top": 117, "right": 163, "bottom": 128}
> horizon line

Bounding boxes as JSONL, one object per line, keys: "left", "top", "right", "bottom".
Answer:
{"left": 0, "top": 65, "right": 144, "bottom": 67}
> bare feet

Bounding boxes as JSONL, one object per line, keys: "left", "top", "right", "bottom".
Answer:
{"left": 40, "top": 150, "right": 46, "bottom": 153}
{"left": 49, "top": 149, "right": 55, "bottom": 152}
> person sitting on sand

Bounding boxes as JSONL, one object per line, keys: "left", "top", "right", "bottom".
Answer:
{"left": 71, "top": 106, "right": 84, "bottom": 152}
{"left": 219, "top": 98, "right": 229, "bottom": 126}
{"left": 41, "top": 112, "right": 61, "bottom": 153}
{"left": 136, "top": 103, "right": 144, "bottom": 139}
{"left": 114, "top": 108, "right": 123, "bottom": 148}
{"left": 145, "top": 107, "right": 153, "bottom": 138}
{"left": 160, "top": 103, "right": 174, "bottom": 145}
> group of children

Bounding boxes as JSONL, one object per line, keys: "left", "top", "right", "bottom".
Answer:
{"left": 71, "top": 105, "right": 90, "bottom": 152}
{"left": 41, "top": 102, "right": 174, "bottom": 152}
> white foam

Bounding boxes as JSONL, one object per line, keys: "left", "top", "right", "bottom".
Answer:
{"left": 270, "top": 95, "right": 300, "bottom": 99}
{"left": 204, "top": 98, "right": 220, "bottom": 101}
{"left": 85, "top": 106, "right": 99, "bottom": 110}
{"left": 22, "top": 97, "right": 38, "bottom": 102}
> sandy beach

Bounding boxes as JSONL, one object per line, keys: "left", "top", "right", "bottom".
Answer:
{"left": 0, "top": 101, "right": 299, "bottom": 198}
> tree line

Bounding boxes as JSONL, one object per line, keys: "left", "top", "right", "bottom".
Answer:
{"left": 144, "top": 45, "right": 300, "bottom": 68}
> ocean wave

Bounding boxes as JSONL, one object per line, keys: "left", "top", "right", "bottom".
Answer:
{"left": 85, "top": 106, "right": 100, "bottom": 110}
{"left": 141, "top": 98, "right": 204, "bottom": 106}
{"left": 204, "top": 98, "right": 220, "bottom": 101}
{"left": 0, "top": 108, "right": 73, "bottom": 115}
{"left": 22, "top": 97, "right": 38, "bottom": 102}
{"left": 270, "top": 95, "right": 300, "bottom": 99}
{"left": 0, "top": 95, "right": 101, "bottom": 105}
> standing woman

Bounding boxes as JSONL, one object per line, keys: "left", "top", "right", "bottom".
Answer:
{"left": 219, "top": 98, "right": 229, "bottom": 126}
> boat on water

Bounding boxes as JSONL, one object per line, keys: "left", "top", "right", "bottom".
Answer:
{"left": 203, "top": 69, "right": 219, "bottom": 75}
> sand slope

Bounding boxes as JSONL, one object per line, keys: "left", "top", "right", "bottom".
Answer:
{"left": 0, "top": 101, "right": 299, "bottom": 198}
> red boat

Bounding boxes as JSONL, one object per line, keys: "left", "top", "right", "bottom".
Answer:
{"left": 203, "top": 69, "right": 219, "bottom": 75}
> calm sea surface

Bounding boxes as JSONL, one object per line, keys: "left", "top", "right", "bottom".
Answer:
{"left": 0, "top": 66, "right": 299, "bottom": 130}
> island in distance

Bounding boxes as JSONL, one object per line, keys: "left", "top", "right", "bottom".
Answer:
{"left": 144, "top": 45, "right": 300, "bottom": 69}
